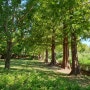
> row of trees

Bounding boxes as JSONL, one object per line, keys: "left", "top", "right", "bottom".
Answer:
{"left": 0, "top": 0, "right": 90, "bottom": 75}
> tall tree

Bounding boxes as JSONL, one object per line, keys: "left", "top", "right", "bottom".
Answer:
{"left": 61, "top": 26, "right": 69, "bottom": 69}
{"left": 0, "top": 0, "right": 23, "bottom": 69}
{"left": 70, "top": 31, "right": 80, "bottom": 75}
{"left": 69, "top": 0, "right": 90, "bottom": 75}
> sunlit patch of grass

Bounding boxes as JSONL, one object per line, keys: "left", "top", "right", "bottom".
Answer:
{"left": 80, "top": 59, "right": 90, "bottom": 65}
{"left": 0, "top": 65, "right": 4, "bottom": 67}
{"left": 79, "top": 53, "right": 90, "bottom": 65}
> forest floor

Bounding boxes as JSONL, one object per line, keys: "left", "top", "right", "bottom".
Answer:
{"left": 0, "top": 59, "right": 90, "bottom": 90}
{"left": 30, "top": 60, "right": 90, "bottom": 88}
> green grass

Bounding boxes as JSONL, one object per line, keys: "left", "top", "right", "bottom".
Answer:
{"left": 0, "top": 59, "right": 90, "bottom": 90}
{"left": 57, "top": 52, "right": 90, "bottom": 70}
{"left": 78, "top": 52, "right": 90, "bottom": 70}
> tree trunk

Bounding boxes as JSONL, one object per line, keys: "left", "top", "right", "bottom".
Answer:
{"left": 41, "top": 51, "right": 45, "bottom": 60}
{"left": 45, "top": 48, "right": 48, "bottom": 63}
{"left": 38, "top": 53, "right": 41, "bottom": 60}
{"left": 50, "top": 29, "right": 56, "bottom": 65}
{"left": 61, "top": 36, "right": 70, "bottom": 69}
{"left": 61, "top": 23, "right": 70, "bottom": 69}
{"left": 69, "top": 32, "right": 80, "bottom": 75}
{"left": 5, "top": 40, "right": 12, "bottom": 69}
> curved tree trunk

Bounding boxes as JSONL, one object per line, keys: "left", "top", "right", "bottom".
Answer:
{"left": 69, "top": 32, "right": 80, "bottom": 75}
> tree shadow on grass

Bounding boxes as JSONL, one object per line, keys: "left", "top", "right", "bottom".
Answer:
{"left": 0, "top": 59, "right": 90, "bottom": 88}
{"left": 0, "top": 66, "right": 90, "bottom": 89}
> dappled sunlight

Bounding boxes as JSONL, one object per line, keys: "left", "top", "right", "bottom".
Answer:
{"left": 0, "top": 0, "right": 90, "bottom": 89}
{"left": 66, "top": 75, "right": 90, "bottom": 87}
{"left": 0, "top": 59, "right": 90, "bottom": 89}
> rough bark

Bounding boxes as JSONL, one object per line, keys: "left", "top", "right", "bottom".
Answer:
{"left": 61, "top": 23, "right": 70, "bottom": 69}
{"left": 61, "top": 36, "right": 70, "bottom": 69}
{"left": 69, "top": 32, "right": 80, "bottom": 75}
{"left": 45, "top": 49, "right": 48, "bottom": 63}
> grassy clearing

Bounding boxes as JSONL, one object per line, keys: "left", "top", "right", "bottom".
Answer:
{"left": 0, "top": 59, "right": 90, "bottom": 90}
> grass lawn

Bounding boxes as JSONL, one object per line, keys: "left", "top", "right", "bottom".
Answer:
{"left": 0, "top": 59, "right": 90, "bottom": 90}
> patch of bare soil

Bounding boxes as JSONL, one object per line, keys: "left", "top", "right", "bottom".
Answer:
{"left": 56, "top": 68, "right": 71, "bottom": 74}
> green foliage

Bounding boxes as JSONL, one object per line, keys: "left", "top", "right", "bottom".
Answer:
{"left": 0, "top": 0, "right": 90, "bottom": 71}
